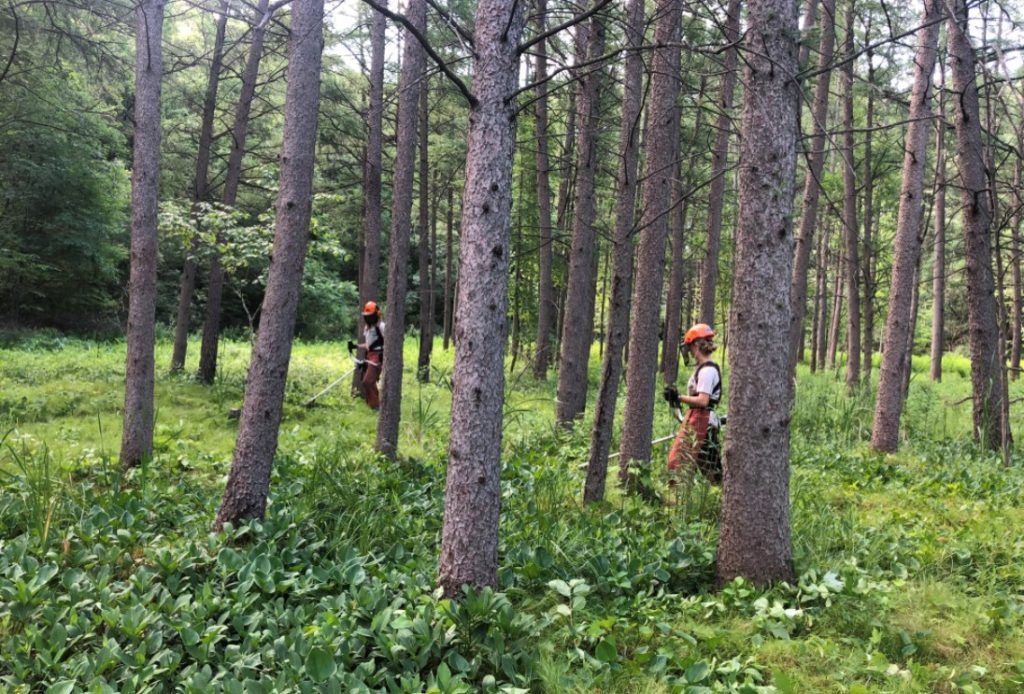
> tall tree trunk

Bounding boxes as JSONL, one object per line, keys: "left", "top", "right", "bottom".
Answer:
{"left": 789, "top": 0, "right": 820, "bottom": 369}
{"left": 661, "top": 176, "right": 689, "bottom": 385}
{"left": 214, "top": 0, "right": 324, "bottom": 526}
{"left": 1011, "top": 155, "right": 1022, "bottom": 379}
{"left": 354, "top": 0, "right": 388, "bottom": 392}
{"left": 583, "top": 0, "right": 644, "bottom": 503}
{"left": 171, "top": 5, "right": 227, "bottom": 373}
{"left": 662, "top": 77, "right": 709, "bottom": 380}
{"left": 861, "top": 44, "right": 875, "bottom": 382}
{"left": 717, "top": 0, "right": 799, "bottom": 587}
{"left": 930, "top": 68, "right": 946, "bottom": 382}
{"left": 841, "top": 1, "right": 860, "bottom": 388}
{"left": 553, "top": 29, "right": 582, "bottom": 332}
{"left": 375, "top": 0, "right": 427, "bottom": 458}
{"left": 121, "top": 0, "right": 165, "bottom": 468}
{"left": 533, "top": 0, "right": 556, "bottom": 379}
{"left": 815, "top": 226, "right": 832, "bottom": 371}
{"left": 787, "top": 0, "right": 836, "bottom": 374}
{"left": 443, "top": 184, "right": 455, "bottom": 350}
{"left": 980, "top": 9, "right": 1012, "bottom": 460}
{"left": 556, "top": 7, "right": 607, "bottom": 426}
{"left": 555, "top": 21, "right": 588, "bottom": 240}
{"left": 790, "top": 0, "right": 820, "bottom": 364}
{"left": 198, "top": 0, "right": 272, "bottom": 384}
{"left": 361, "top": 1, "right": 386, "bottom": 307}
{"left": 698, "top": 0, "right": 741, "bottom": 325}
{"left": 869, "top": 0, "right": 942, "bottom": 452}
{"left": 827, "top": 251, "right": 844, "bottom": 369}
{"left": 810, "top": 224, "right": 830, "bottom": 372}
{"left": 947, "top": 0, "right": 1005, "bottom": 450}
{"left": 902, "top": 258, "right": 922, "bottom": 399}
{"left": 437, "top": 0, "right": 526, "bottom": 597}
{"left": 417, "top": 78, "right": 432, "bottom": 382}
{"left": 798, "top": 0, "right": 820, "bottom": 68}
{"left": 616, "top": 0, "right": 683, "bottom": 476}
{"left": 509, "top": 157, "right": 527, "bottom": 372}
{"left": 810, "top": 259, "right": 822, "bottom": 371}
{"left": 598, "top": 242, "right": 609, "bottom": 357}
{"left": 430, "top": 172, "right": 438, "bottom": 335}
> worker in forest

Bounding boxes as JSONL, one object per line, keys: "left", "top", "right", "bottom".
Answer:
{"left": 662, "top": 323, "right": 724, "bottom": 486}
{"left": 349, "top": 301, "right": 384, "bottom": 411}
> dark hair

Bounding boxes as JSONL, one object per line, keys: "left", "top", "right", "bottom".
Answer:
{"left": 364, "top": 313, "right": 379, "bottom": 326}
{"left": 694, "top": 337, "right": 716, "bottom": 356}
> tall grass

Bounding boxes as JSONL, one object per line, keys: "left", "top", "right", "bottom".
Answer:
{"left": 0, "top": 432, "right": 66, "bottom": 547}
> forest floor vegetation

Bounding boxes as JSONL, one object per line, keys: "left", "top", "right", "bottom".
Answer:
{"left": 1, "top": 332, "right": 1023, "bottom": 692}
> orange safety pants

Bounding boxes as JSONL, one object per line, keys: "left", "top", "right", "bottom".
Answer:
{"left": 362, "top": 352, "right": 382, "bottom": 410}
{"left": 667, "top": 408, "right": 721, "bottom": 485}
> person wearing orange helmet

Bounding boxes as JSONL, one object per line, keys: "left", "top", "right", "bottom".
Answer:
{"left": 348, "top": 301, "right": 384, "bottom": 410}
{"left": 662, "top": 323, "right": 723, "bottom": 485}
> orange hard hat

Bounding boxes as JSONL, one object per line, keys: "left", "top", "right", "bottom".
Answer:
{"left": 362, "top": 301, "right": 379, "bottom": 316}
{"left": 682, "top": 323, "right": 716, "bottom": 345}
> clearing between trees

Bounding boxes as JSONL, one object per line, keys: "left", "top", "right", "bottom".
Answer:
{"left": 1, "top": 334, "right": 1022, "bottom": 691}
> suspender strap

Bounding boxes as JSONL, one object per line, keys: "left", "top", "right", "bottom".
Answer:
{"left": 693, "top": 361, "right": 722, "bottom": 408}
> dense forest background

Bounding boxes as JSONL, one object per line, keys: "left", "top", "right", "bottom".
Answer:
{"left": 5, "top": 0, "right": 1020, "bottom": 356}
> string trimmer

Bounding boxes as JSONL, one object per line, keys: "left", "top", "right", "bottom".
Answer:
{"left": 303, "top": 364, "right": 359, "bottom": 408}
{"left": 304, "top": 342, "right": 367, "bottom": 408}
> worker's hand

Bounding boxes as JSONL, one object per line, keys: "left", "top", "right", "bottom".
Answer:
{"left": 347, "top": 340, "right": 356, "bottom": 353}
{"left": 663, "top": 385, "right": 680, "bottom": 407}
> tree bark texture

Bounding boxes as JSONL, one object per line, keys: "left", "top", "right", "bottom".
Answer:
{"left": 787, "top": 0, "right": 836, "bottom": 375}
{"left": 1011, "top": 155, "right": 1022, "bottom": 379}
{"left": 583, "top": 0, "right": 644, "bottom": 503}
{"left": 417, "top": 78, "right": 433, "bottom": 382}
{"left": 171, "top": 5, "right": 227, "bottom": 373}
{"left": 930, "top": 72, "right": 946, "bottom": 382}
{"left": 443, "top": 184, "right": 455, "bottom": 350}
{"left": 810, "top": 224, "right": 830, "bottom": 372}
{"left": 198, "top": 0, "right": 272, "bottom": 384}
{"left": 375, "top": 0, "right": 427, "bottom": 458}
{"left": 532, "top": 0, "right": 556, "bottom": 379}
{"left": 556, "top": 7, "right": 607, "bottom": 426}
{"left": 947, "top": 0, "right": 1005, "bottom": 450}
{"left": 214, "top": 0, "right": 324, "bottom": 527}
{"left": 798, "top": 0, "right": 820, "bottom": 68}
{"left": 121, "top": 0, "right": 164, "bottom": 469}
{"left": 717, "top": 0, "right": 799, "bottom": 587}
{"left": 430, "top": 172, "right": 438, "bottom": 335}
{"left": 661, "top": 175, "right": 688, "bottom": 385}
{"left": 354, "top": 0, "right": 388, "bottom": 391}
{"left": 437, "top": 0, "right": 526, "bottom": 597}
{"left": 869, "top": 0, "right": 942, "bottom": 453}
{"left": 815, "top": 226, "right": 832, "bottom": 371}
{"left": 826, "top": 249, "right": 844, "bottom": 369}
{"left": 902, "top": 258, "right": 923, "bottom": 399}
{"left": 662, "top": 77, "right": 708, "bottom": 381}
{"left": 554, "top": 68, "right": 577, "bottom": 242}
{"left": 861, "top": 47, "right": 875, "bottom": 382}
{"left": 616, "top": 0, "right": 683, "bottom": 473}
{"left": 841, "top": 2, "right": 860, "bottom": 389}
{"left": 361, "top": 1, "right": 386, "bottom": 307}
{"left": 698, "top": 0, "right": 741, "bottom": 326}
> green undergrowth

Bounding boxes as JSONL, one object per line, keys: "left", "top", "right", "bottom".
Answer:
{"left": 1, "top": 334, "right": 1023, "bottom": 692}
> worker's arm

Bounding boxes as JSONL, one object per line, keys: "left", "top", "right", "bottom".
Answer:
{"left": 663, "top": 386, "right": 709, "bottom": 410}
{"left": 679, "top": 392, "right": 710, "bottom": 409}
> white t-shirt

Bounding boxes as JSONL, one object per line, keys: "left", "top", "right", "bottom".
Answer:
{"left": 687, "top": 362, "right": 721, "bottom": 426}
{"left": 365, "top": 323, "right": 384, "bottom": 353}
